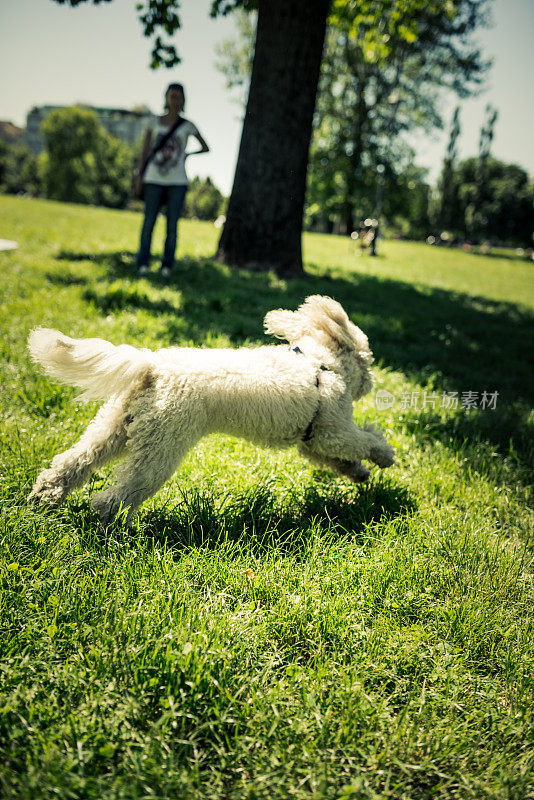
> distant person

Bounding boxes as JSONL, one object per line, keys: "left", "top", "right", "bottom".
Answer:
{"left": 134, "top": 82, "right": 209, "bottom": 279}
{"left": 357, "top": 221, "right": 376, "bottom": 254}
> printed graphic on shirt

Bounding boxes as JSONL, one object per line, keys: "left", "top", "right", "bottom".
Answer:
{"left": 153, "top": 133, "right": 183, "bottom": 176}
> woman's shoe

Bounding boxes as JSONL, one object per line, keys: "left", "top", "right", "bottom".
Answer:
{"left": 137, "top": 264, "right": 150, "bottom": 277}
{"left": 160, "top": 266, "right": 172, "bottom": 279}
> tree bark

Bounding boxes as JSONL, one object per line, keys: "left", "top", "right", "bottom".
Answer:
{"left": 216, "top": 0, "right": 330, "bottom": 277}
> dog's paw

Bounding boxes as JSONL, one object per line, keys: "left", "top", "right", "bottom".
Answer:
{"left": 346, "top": 462, "right": 371, "bottom": 482}
{"left": 335, "top": 459, "right": 370, "bottom": 483}
{"left": 91, "top": 492, "right": 117, "bottom": 523}
{"left": 27, "top": 478, "right": 67, "bottom": 507}
{"left": 369, "top": 441, "right": 395, "bottom": 468}
{"left": 91, "top": 492, "right": 133, "bottom": 526}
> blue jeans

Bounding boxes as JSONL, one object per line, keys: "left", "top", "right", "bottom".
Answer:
{"left": 137, "top": 183, "right": 188, "bottom": 269}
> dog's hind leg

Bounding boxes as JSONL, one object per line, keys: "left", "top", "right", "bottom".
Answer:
{"left": 28, "top": 397, "right": 129, "bottom": 507}
{"left": 90, "top": 420, "right": 199, "bottom": 525}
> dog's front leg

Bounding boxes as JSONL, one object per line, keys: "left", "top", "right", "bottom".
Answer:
{"left": 302, "top": 423, "right": 394, "bottom": 473}
{"left": 361, "top": 423, "right": 395, "bottom": 468}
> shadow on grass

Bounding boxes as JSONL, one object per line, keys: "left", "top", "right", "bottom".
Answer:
{"left": 134, "top": 477, "right": 417, "bottom": 556}
{"left": 55, "top": 249, "right": 137, "bottom": 271}
{"left": 406, "top": 404, "right": 534, "bottom": 495}
{"left": 53, "top": 248, "right": 533, "bottom": 482}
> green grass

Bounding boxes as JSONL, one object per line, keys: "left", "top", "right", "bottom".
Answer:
{"left": 1, "top": 194, "right": 533, "bottom": 799}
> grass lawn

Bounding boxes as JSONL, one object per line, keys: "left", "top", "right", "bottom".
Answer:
{"left": 1, "top": 195, "right": 533, "bottom": 799}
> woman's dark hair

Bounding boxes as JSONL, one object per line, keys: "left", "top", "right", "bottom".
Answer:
{"left": 164, "top": 83, "right": 185, "bottom": 110}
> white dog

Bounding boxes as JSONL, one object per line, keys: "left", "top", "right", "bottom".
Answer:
{"left": 27, "top": 296, "right": 394, "bottom": 524}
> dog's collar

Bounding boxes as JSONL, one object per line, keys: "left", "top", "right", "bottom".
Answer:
{"left": 290, "top": 346, "right": 329, "bottom": 441}
{"left": 290, "top": 346, "right": 329, "bottom": 381}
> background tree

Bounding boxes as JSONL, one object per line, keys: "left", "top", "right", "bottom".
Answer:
{"left": 41, "top": 106, "right": 102, "bottom": 204}
{"left": 184, "top": 176, "right": 226, "bottom": 220}
{"left": 471, "top": 102, "right": 498, "bottom": 239}
{"left": 217, "top": 0, "right": 491, "bottom": 240}
{"left": 303, "top": 0, "right": 490, "bottom": 237}
{"left": 438, "top": 105, "right": 461, "bottom": 233}
{"left": 455, "top": 156, "right": 533, "bottom": 246}
{"left": 375, "top": 163, "right": 431, "bottom": 241}
{"left": 215, "top": 0, "right": 330, "bottom": 275}
{"left": 0, "top": 141, "right": 41, "bottom": 196}
{"left": 41, "top": 106, "right": 134, "bottom": 207}
{"left": 93, "top": 130, "right": 136, "bottom": 209}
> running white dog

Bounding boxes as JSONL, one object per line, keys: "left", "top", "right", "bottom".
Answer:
{"left": 28, "top": 296, "right": 394, "bottom": 524}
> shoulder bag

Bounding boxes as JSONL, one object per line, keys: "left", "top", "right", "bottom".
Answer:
{"left": 134, "top": 117, "right": 186, "bottom": 199}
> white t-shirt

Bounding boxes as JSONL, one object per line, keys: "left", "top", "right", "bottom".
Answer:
{"left": 143, "top": 116, "right": 199, "bottom": 186}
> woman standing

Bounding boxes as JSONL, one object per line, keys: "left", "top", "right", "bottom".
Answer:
{"left": 135, "top": 83, "right": 209, "bottom": 278}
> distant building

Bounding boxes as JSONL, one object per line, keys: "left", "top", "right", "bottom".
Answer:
{"left": 25, "top": 104, "right": 153, "bottom": 154}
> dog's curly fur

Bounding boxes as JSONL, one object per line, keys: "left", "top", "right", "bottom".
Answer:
{"left": 27, "top": 295, "right": 394, "bottom": 524}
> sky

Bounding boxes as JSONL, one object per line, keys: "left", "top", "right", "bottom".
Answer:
{"left": 1, "top": 0, "right": 533, "bottom": 194}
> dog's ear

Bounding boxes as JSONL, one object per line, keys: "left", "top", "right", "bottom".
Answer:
{"left": 299, "top": 296, "right": 373, "bottom": 362}
{"left": 299, "top": 296, "right": 355, "bottom": 349}
{"left": 263, "top": 309, "right": 304, "bottom": 342}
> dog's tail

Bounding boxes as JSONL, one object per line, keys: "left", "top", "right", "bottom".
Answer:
{"left": 27, "top": 328, "right": 154, "bottom": 401}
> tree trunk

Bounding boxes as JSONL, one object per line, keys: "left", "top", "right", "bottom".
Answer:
{"left": 216, "top": 0, "right": 330, "bottom": 276}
